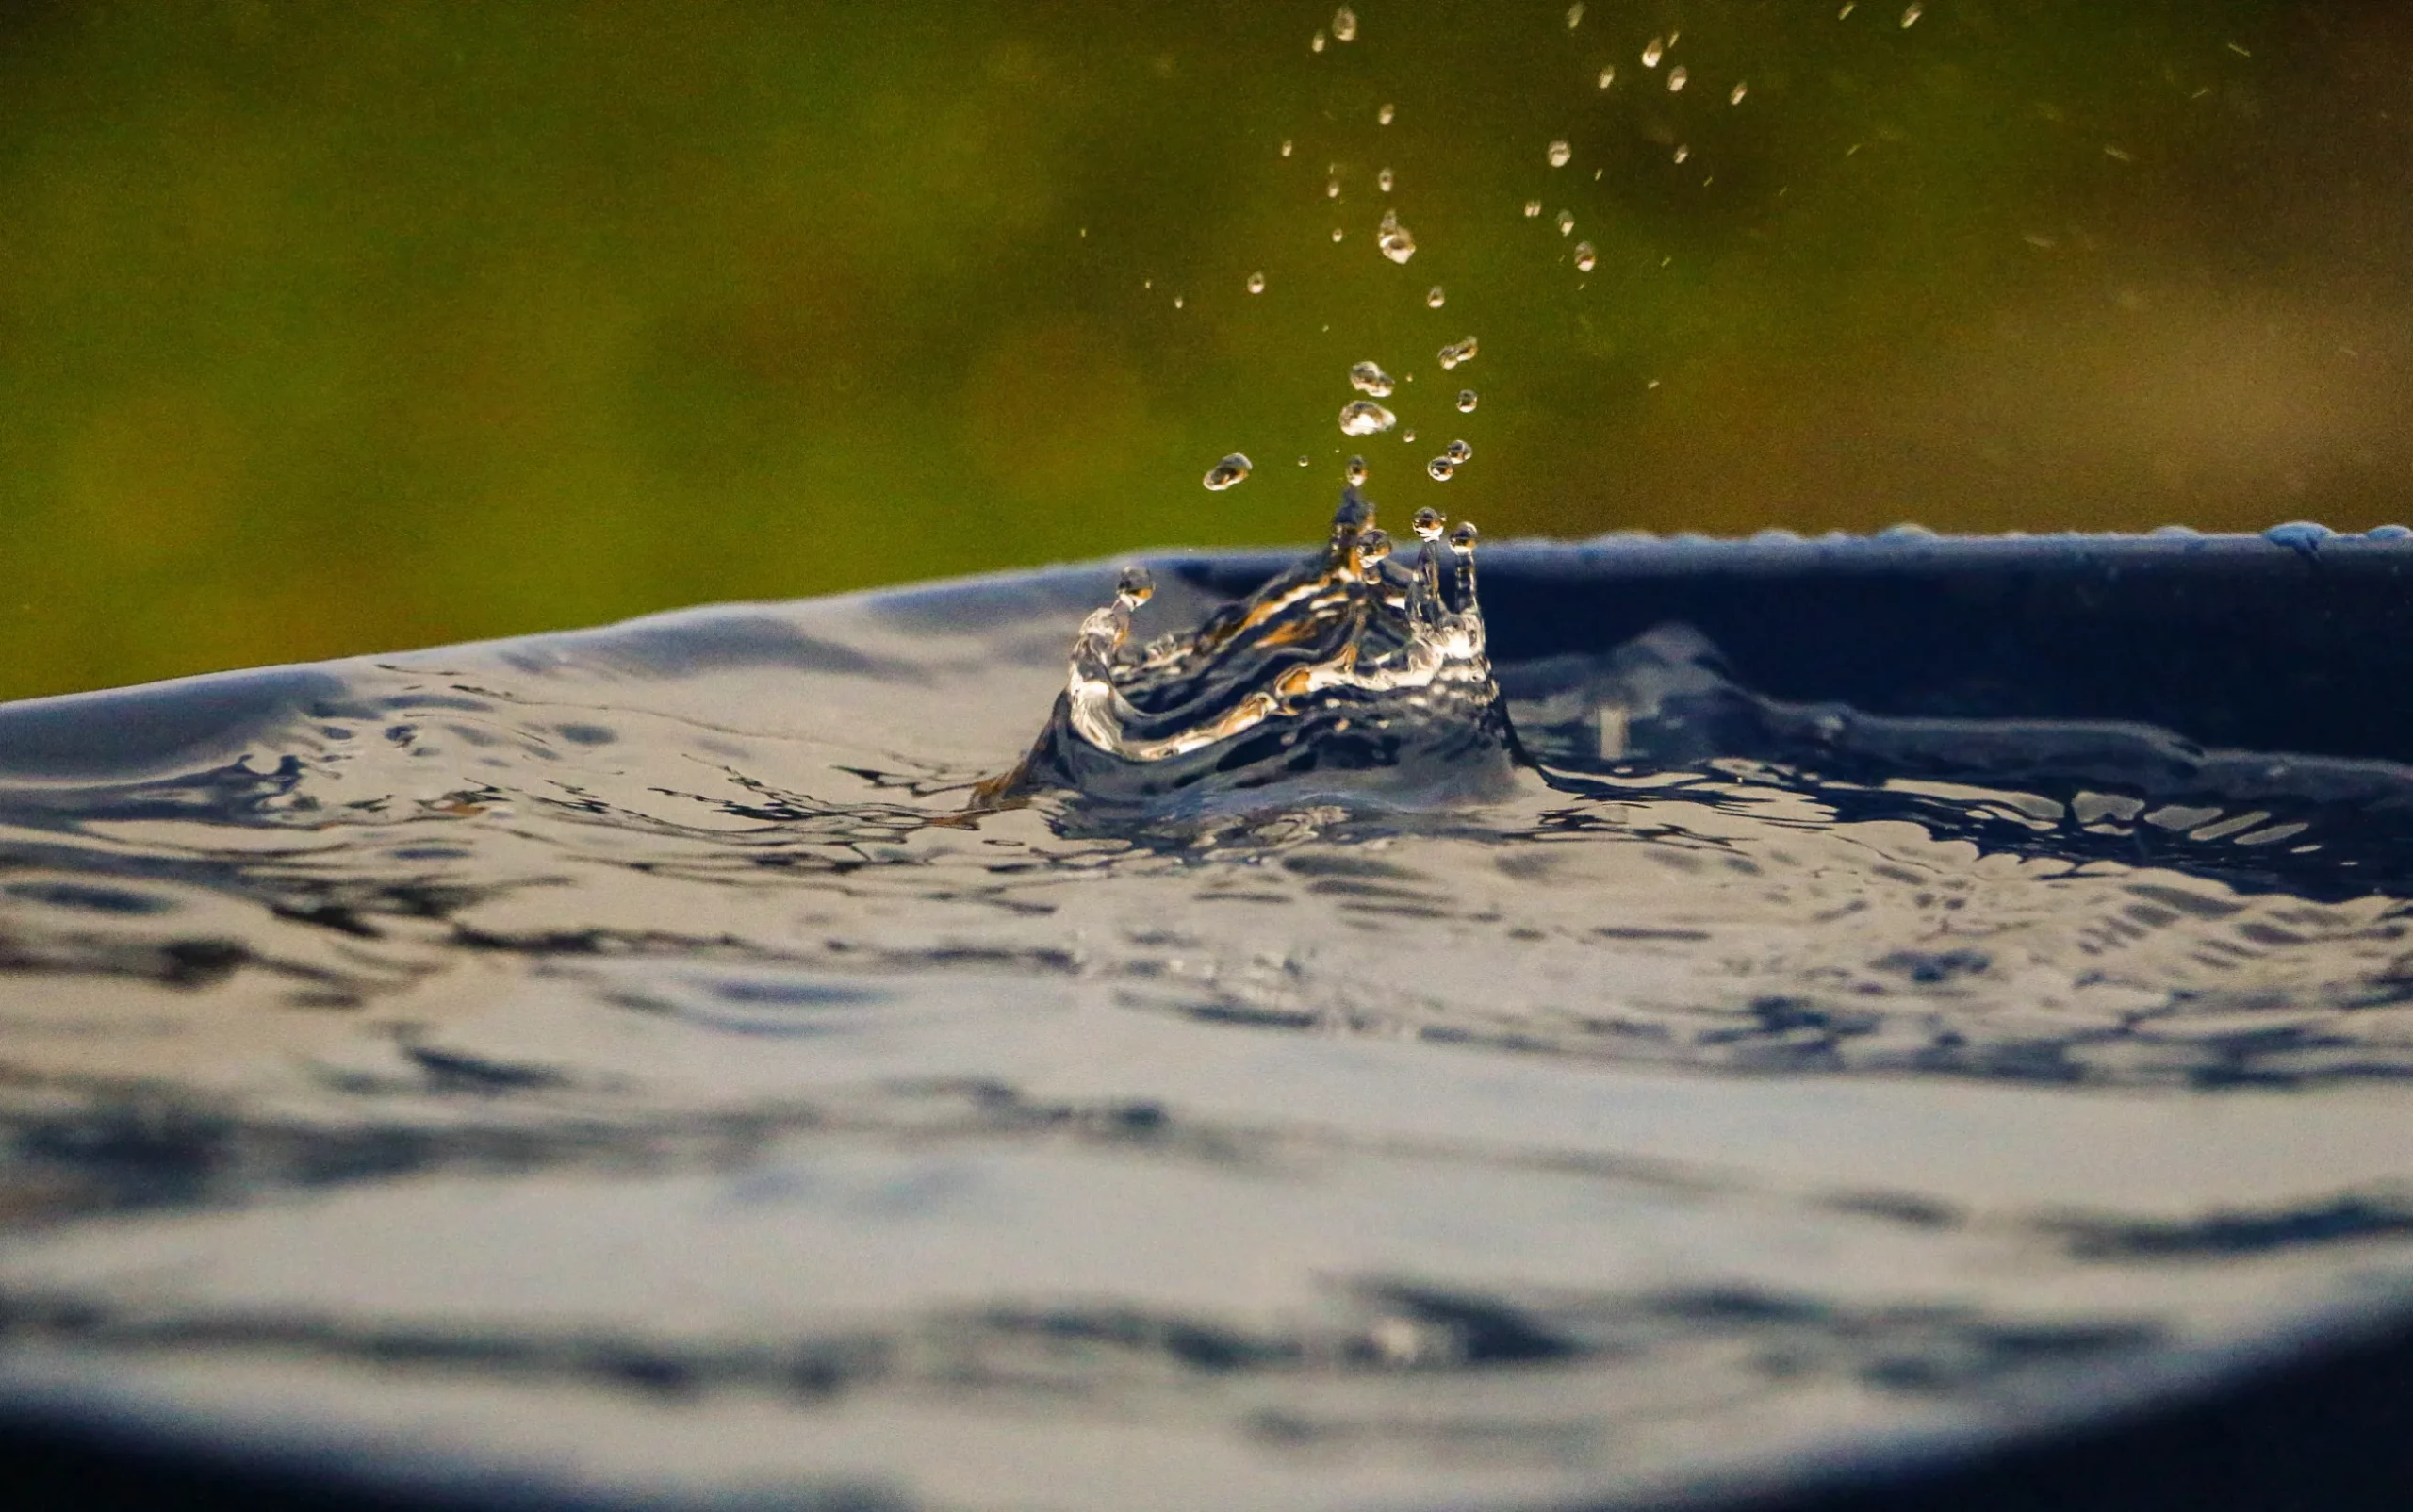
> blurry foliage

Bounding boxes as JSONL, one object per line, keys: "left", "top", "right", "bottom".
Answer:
{"left": 0, "top": 0, "right": 2408, "bottom": 698}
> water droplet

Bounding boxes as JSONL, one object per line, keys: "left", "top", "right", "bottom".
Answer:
{"left": 1203, "top": 452, "right": 1253, "bottom": 491}
{"left": 1668, "top": 66, "right": 1688, "bottom": 91}
{"left": 1574, "top": 240, "right": 1597, "bottom": 271}
{"left": 1281, "top": 139, "right": 1293, "bottom": 157}
{"left": 1402, "top": 428, "right": 1417, "bottom": 443}
{"left": 1312, "top": 29, "right": 1326, "bottom": 52}
{"left": 1378, "top": 102, "right": 1396, "bottom": 125}
{"left": 1174, "top": 294, "right": 1185, "bottom": 308}
{"left": 1900, "top": 2, "right": 1922, "bottom": 25}
{"left": 1378, "top": 167, "right": 1395, "bottom": 192}
{"left": 1426, "top": 285, "right": 1446, "bottom": 308}
{"left": 1326, "top": 176, "right": 1341, "bottom": 199}
{"left": 1455, "top": 388, "right": 1477, "bottom": 413}
{"left": 1838, "top": 1, "right": 1854, "bottom": 15}
{"left": 1339, "top": 401, "right": 1398, "bottom": 436}
{"left": 1436, "top": 336, "right": 1479, "bottom": 370}
{"left": 1297, "top": 455, "right": 1311, "bottom": 467}
{"left": 1348, "top": 360, "right": 1396, "bottom": 398}
{"left": 1673, "top": 145, "right": 1690, "bottom": 163}
{"left": 1412, "top": 506, "right": 1445, "bottom": 538}
{"left": 1598, "top": 65, "right": 1617, "bottom": 89}
{"left": 1246, "top": 271, "right": 1266, "bottom": 293}
{"left": 1547, "top": 140, "right": 1573, "bottom": 168}
{"left": 1731, "top": 81, "right": 1748, "bottom": 105}
{"left": 1332, "top": 6, "right": 1357, "bottom": 42}
{"left": 1345, "top": 455, "right": 1369, "bottom": 485}
{"left": 1643, "top": 37, "right": 1664, "bottom": 67}
{"left": 1427, "top": 456, "right": 1457, "bottom": 482}
{"left": 1377, "top": 208, "right": 1417, "bottom": 263}
{"left": 1443, "top": 439, "right": 1472, "bottom": 463}
{"left": 1331, "top": 227, "right": 1345, "bottom": 242}
{"left": 1556, "top": 209, "right": 1575, "bottom": 235}
{"left": 1117, "top": 564, "right": 1156, "bottom": 605}
{"left": 1566, "top": 2, "right": 1585, "bottom": 27}
{"left": 1524, "top": 200, "right": 1543, "bottom": 218}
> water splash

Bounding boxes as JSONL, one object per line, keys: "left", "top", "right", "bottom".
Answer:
{"left": 1339, "top": 400, "right": 1397, "bottom": 436}
{"left": 986, "top": 491, "right": 1509, "bottom": 809}
{"left": 1349, "top": 361, "right": 1395, "bottom": 398}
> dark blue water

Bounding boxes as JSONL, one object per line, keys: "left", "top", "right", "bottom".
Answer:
{"left": 3, "top": 518, "right": 2413, "bottom": 1510}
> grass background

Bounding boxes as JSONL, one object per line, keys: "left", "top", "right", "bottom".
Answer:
{"left": 2, "top": 0, "right": 2407, "bottom": 698}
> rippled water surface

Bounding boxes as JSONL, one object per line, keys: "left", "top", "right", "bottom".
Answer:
{"left": 5, "top": 531, "right": 2413, "bottom": 1511}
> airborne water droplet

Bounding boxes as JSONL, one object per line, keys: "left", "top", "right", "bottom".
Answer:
{"left": 1297, "top": 455, "right": 1310, "bottom": 467}
{"left": 1203, "top": 452, "right": 1253, "bottom": 491}
{"left": 1427, "top": 456, "right": 1457, "bottom": 482}
{"left": 1378, "top": 167, "right": 1395, "bottom": 192}
{"left": 1436, "top": 336, "right": 1479, "bottom": 370}
{"left": 1524, "top": 200, "right": 1543, "bottom": 218}
{"left": 1402, "top": 428, "right": 1417, "bottom": 443}
{"left": 1426, "top": 286, "right": 1446, "bottom": 308}
{"left": 1731, "top": 81, "right": 1748, "bottom": 105}
{"left": 1557, "top": 209, "right": 1576, "bottom": 235}
{"left": 1456, "top": 388, "right": 1478, "bottom": 413}
{"left": 1547, "top": 140, "right": 1572, "bottom": 168}
{"left": 1332, "top": 6, "right": 1357, "bottom": 42}
{"left": 1378, "top": 102, "right": 1396, "bottom": 125}
{"left": 1574, "top": 240, "right": 1597, "bottom": 271}
{"left": 1566, "top": 2, "right": 1584, "bottom": 27}
{"left": 1246, "top": 271, "right": 1266, "bottom": 293}
{"left": 1312, "top": 29, "right": 1326, "bottom": 52}
{"left": 1444, "top": 439, "right": 1472, "bottom": 464}
{"left": 1339, "top": 401, "right": 1398, "bottom": 436}
{"left": 1281, "top": 139, "right": 1293, "bottom": 156}
{"left": 1643, "top": 36, "right": 1665, "bottom": 67}
{"left": 1901, "top": 2, "right": 1922, "bottom": 25}
{"left": 1331, "top": 227, "right": 1345, "bottom": 242}
{"left": 1349, "top": 360, "right": 1396, "bottom": 398}
{"left": 1377, "top": 208, "right": 1417, "bottom": 263}
{"left": 1668, "top": 66, "right": 1688, "bottom": 90}
{"left": 1327, "top": 176, "right": 1341, "bottom": 199}
{"left": 1345, "top": 454, "right": 1369, "bottom": 485}
{"left": 1673, "top": 145, "right": 1690, "bottom": 163}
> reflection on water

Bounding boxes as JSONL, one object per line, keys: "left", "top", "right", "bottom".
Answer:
{"left": 2, "top": 542, "right": 2413, "bottom": 1509}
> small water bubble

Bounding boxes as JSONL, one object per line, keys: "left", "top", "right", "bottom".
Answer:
{"left": 1326, "top": 176, "right": 1341, "bottom": 199}
{"left": 1566, "top": 2, "right": 1584, "bottom": 27}
{"left": 1547, "top": 140, "right": 1573, "bottom": 168}
{"left": 1524, "top": 200, "right": 1543, "bottom": 218}
{"left": 1436, "top": 336, "right": 1479, "bottom": 370}
{"left": 1377, "top": 208, "right": 1416, "bottom": 263}
{"left": 1556, "top": 208, "right": 1575, "bottom": 235}
{"left": 1426, "top": 285, "right": 1446, "bottom": 307}
{"left": 1348, "top": 360, "right": 1396, "bottom": 398}
{"left": 1455, "top": 388, "right": 1477, "bottom": 413}
{"left": 1280, "top": 139, "right": 1293, "bottom": 156}
{"left": 1202, "top": 452, "right": 1253, "bottom": 491}
{"left": 1246, "top": 271, "right": 1266, "bottom": 293}
{"left": 1345, "top": 454, "right": 1369, "bottom": 485}
{"left": 1668, "top": 66, "right": 1687, "bottom": 90}
{"left": 1312, "top": 29, "right": 1326, "bottom": 52}
{"left": 1332, "top": 6, "right": 1357, "bottom": 42}
{"left": 1378, "top": 102, "right": 1396, "bottom": 125}
{"left": 1378, "top": 167, "right": 1395, "bottom": 192}
{"left": 1901, "top": 2, "right": 1921, "bottom": 25}
{"left": 1573, "top": 240, "right": 1597, "bottom": 271}
{"left": 1731, "top": 81, "right": 1748, "bottom": 105}
{"left": 1427, "top": 456, "right": 1457, "bottom": 482}
{"left": 1598, "top": 65, "right": 1616, "bottom": 89}
{"left": 1643, "top": 37, "right": 1664, "bottom": 67}
{"left": 1443, "top": 439, "right": 1472, "bottom": 463}
{"left": 1339, "top": 401, "right": 1398, "bottom": 436}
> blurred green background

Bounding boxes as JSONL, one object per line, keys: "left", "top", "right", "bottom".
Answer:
{"left": 2, "top": 0, "right": 2407, "bottom": 699}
